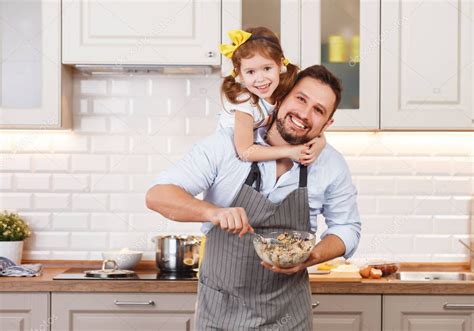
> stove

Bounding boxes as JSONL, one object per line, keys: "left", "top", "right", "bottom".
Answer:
{"left": 53, "top": 268, "right": 198, "bottom": 281}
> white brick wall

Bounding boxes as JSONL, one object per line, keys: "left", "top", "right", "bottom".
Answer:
{"left": 0, "top": 72, "right": 472, "bottom": 262}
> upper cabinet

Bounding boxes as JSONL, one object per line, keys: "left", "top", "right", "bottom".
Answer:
{"left": 381, "top": 0, "right": 473, "bottom": 130}
{"left": 282, "top": 0, "right": 380, "bottom": 130}
{"left": 62, "top": 0, "right": 221, "bottom": 65}
{"left": 238, "top": 0, "right": 473, "bottom": 131}
{"left": 0, "top": 0, "right": 72, "bottom": 129}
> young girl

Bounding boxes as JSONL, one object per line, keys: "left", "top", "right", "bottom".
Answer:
{"left": 218, "top": 27, "right": 326, "bottom": 166}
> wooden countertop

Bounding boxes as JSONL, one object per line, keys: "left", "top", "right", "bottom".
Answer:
{"left": 1, "top": 261, "right": 474, "bottom": 295}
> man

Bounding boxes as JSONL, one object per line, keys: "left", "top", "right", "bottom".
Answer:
{"left": 146, "top": 65, "right": 361, "bottom": 330}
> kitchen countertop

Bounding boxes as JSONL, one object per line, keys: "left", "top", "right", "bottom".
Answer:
{"left": 1, "top": 261, "right": 474, "bottom": 294}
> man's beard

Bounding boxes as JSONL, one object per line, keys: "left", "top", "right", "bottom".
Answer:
{"left": 275, "top": 115, "right": 313, "bottom": 145}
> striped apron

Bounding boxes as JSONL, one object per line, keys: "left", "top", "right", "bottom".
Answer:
{"left": 195, "top": 162, "right": 313, "bottom": 330}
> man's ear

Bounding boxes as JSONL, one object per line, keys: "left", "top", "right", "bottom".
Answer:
{"left": 321, "top": 118, "right": 334, "bottom": 132}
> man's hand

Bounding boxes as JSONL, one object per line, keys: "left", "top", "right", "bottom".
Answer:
{"left": 260, "top": 249, "right": 322, "bottom": 275}
{"left": 206, "top": 207, "right": 254, "bottom": 238}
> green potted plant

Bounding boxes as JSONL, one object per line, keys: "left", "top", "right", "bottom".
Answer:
{"left": 0, "top": 211, "right": 31, "bottom": 264}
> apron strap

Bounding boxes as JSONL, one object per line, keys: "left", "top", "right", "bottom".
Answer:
{"left": 299, "top": 165, "right": 308, "bottom": 188}
{"left": 246, "top": 162, "right": 308, "bottom": 191}
{"left": 244, "top": 162, "right": 262, "bottom": 192}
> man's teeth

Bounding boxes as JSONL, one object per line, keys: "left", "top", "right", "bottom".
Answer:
{"left": 290, "top": 115, "right": 306, "bottom": 129}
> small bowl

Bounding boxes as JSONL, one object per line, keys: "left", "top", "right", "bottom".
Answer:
{"left": 101, "top": 250, "right": 143, "bottom": 270}
{"left": 253, "top": 231, "right": 316, "bottom": 268}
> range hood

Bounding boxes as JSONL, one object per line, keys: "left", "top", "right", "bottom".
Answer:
{"left": 74, "top": 64, "right": 217, "bottom": 75}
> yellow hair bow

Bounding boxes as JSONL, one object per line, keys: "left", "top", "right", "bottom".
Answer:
{"left": 219, "top": 29, "right": 252, "bottom": 59}
{"left": 282, "top": 58, "right": 290, "bottom": 66}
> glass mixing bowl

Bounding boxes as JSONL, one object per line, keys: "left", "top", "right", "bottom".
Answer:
{"left": 253, "top": 230, "right": 317, "bottom": 268}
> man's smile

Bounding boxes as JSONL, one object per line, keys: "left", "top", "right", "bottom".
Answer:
{"left": 286, "top": 113, "right": 309, "bottom": 131}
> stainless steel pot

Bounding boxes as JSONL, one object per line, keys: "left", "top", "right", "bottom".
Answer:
{"left": 152, "top": 235, "right": 201, "bottom": 273}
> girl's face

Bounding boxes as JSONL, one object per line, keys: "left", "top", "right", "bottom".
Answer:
{"left": 238, "top": 53, "right": 280, "bottom": 102}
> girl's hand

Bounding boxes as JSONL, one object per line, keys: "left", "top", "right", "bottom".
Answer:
{"left": 300, "top": 133, "right": 327, "bottom": 166}
{"left": 286, "top": 144, "right": 309, "bottom": 163}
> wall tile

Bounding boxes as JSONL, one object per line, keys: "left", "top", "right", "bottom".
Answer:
{"left": 80, "top": 79, "right": 107, "bottom": 95}
{"left": 71, "top": 193, "right": 108, "bottom": 211}
{"left": 90, "top": 213, "right": 129, "bottom": 231}
{"left": 110, "top": 193, "right": 147, "bottom": 212}
{"left": 396, "top": 176, "right": 434, "bottom": 195}
{"left": 433, "top": 216, "right": 469, "bottom": 235}
{"left": 72, "top": 155, "right": 108, "bottom": 172}
{"left": 30, "top": 232, "right": 69, "bottom": 249}
{"left": 0, "top": 154, "right": 31, "bottom": 171}
{"left": 71, "top": 232, "right": 108, "bottom": 250}
{"left": 21, "top": 212, "right": 51, "bottom": 231}
{"left": 52, "top": 213, "right": 89, "bottom": 230}
{"left": 414, "top": 235, "right": 452, "bottom": 254}
{"left": 0, "top": 193, "right": 32, "bottom": 210}
{"left": 34, "top": 193, "right": 70, "bottom": 210}
{"left": 52, "top": 174, "right": 90, "bottom": 192}
{"left": 76, "top": 116, "right": 108, "bottom": 133}
{"left": 0, "top": 174, "right": 13, "bottom": 190}
{"left": 15, "top": 174, "right": 51, "bottom": 191}
{"left": 91, "top": 174, "right": 128, "bottom": 192}
{"left": 91, "top": 135, "right": 128, "bottom": 153}
{"left": 33, "top": 154, "right": 69, "bottom": 172}
{"left": 50, "top": 135, "right": 89, "bottom": 153}
{"left": 434, "top": 177, "right": 472, "bottom": 195}
{"left": 92, "top": 98, "right": 128, "bottom": 114}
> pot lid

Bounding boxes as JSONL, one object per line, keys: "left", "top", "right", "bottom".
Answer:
{"left": 83, "top": 259, "right": 136, "bottom": 279}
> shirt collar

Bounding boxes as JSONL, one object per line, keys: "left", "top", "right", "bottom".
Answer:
{"left": 255, "top": 127, "right": 269, "bottom": 146}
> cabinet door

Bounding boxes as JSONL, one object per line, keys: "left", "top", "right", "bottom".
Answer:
{"left": 282, "top": 0, "right": 380, "bottom": 130}
{"left": 312, "top": 294, "right": 382, "bottom": 331}
{"left": 381, "top": 0, "right": 473, "bottom": 130}
{"left": 62, "top": 0, "right": 220, "bottom": 65}
{"left": 0, "top": 0, "right": 71, "bottom": 129}
{"left": 384, "top": 295, "right": 474, "bottom": 331}
{"left": 0, "top": 292, "right": 50, "bottom": 331}
{"left": 52, "top": 292, "right": 197, "bottom": 331}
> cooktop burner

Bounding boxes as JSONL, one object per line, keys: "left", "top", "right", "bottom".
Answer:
{"left": 53, "top": 268, "right": 198, "bottom": 281}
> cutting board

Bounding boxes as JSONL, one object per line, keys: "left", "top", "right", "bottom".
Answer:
{"left": 309, "top": 271, "right": 362, "bottom": 282}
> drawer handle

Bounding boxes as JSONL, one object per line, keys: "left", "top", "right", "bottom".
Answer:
{"left": 312, "top": 301, "right": 320, "bottom": 309}
{"left": 114, "top": 300, "right": 155, "bottom": 306}
{"left": 444, "top": 303, "right": 474, "bottom": 310}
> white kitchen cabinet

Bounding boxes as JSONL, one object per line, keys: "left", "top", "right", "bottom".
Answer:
{"left": 384, "top": 295, "right": 474, "bottom": 331}
{"left": 62, "top": 0, "right": 221, "bottom": 65}
{"left": 51, "top": 292, "right": 197, "bottom": 331}
{"left": 0, "top": 0, "right": 72, "bottom": 129}
{"left": 381, "top": 0, "right": 473, "bottom": 130}
{"left": 0, "top": 292, "right": 50, "bottom": 331}
{"left": 312, "top": 294, "right": 382, "bottom": 331}
{"left": 282, "top": 0, "right": 380, "bottom": 130}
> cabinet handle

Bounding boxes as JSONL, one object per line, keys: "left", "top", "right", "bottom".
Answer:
{"left": 443, "top": 303, "right": 474, "bottom": 310}
{"left": 114, "top": 300, "right": 155, "bottom": 306}
{"left": 312, "top": 301, "right": 320, "bottom": 309}
{"left": 207, "top": 51, "right": 215, "bottom": 58}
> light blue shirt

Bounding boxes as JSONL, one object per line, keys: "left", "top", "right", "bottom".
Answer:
{"left": 150, "top": 127, "right": 361, "bottom": 258}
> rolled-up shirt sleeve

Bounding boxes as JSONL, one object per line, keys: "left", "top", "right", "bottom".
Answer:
{"left": 320, "top": 163, "right": 362, "bottom": 259}
{"left": 148, "top": 132, "right": 224, "bottom": 196}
